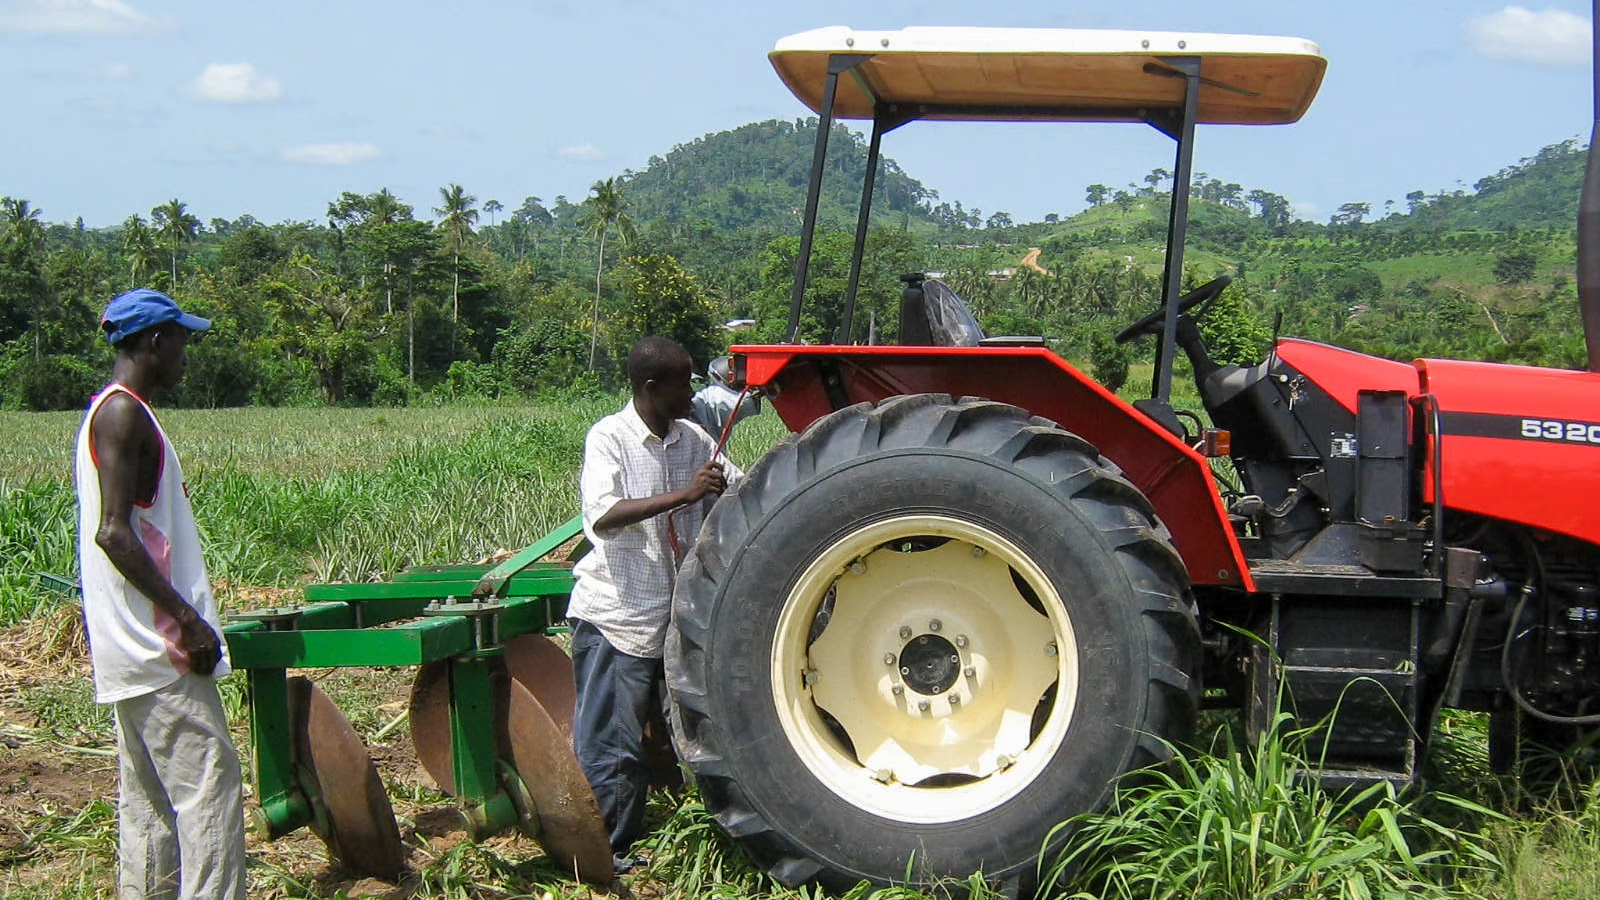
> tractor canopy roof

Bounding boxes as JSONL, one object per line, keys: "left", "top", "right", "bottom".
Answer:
{"left": 770, "top": 26, "right": 1326, "bottom": 126}
{"left": 767, "top": 25, "right": 1327, "bottom": 401}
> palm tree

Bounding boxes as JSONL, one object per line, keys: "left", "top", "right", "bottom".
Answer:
{"left": 433, "top": 183, "right": 478, "bottom": 343}
{"left": 2, "top": 197, "right": 43, "bottom": 263}
{"left": 370, "top": 188, "right": 406, "bottom": 226}
{"left": 120, "top": 214, "right": 163, "bottom": 289}
{"left": 483, "top": 199, "right": 503, "bottom": 227}
{"left": 150, "top": 199, "right": 200, "bottom": 287}
{"left": 513, "top": 196, "right": 551, "bottom": 261}
{"left": 577, "top": 177, "right": 635, "bottom": 370}
{"left": 368, "top": 188, "right": 409, "bottom": 315}
{"left": 1, "top": 196, "right": 42, "bottom": 237}
{"left": 2, "top": 197, "right": 47, "bottom": 357}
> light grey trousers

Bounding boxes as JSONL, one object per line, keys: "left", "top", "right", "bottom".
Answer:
{"left": 113, "top": 673, "right": 247, "bottom": 900}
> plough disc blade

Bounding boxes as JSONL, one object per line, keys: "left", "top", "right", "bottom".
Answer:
{"left": 504, "top": 632, "right": 680, "bottom": 789}
{"left": 408, "top": 656, "right": 613, "bottom": 883}
{"left": 504, "top": 679, "right": 613, "bottom": 884}
{"left": 289, "top": 676, "right": 405, "bottom": 880}
{"left": 502, "top": 632, "right": 678, "bottom": 789}
{"left": 407, "top": 660, "right": 457, "bottom": 795}
{"left": 411, "top": 635, "right": 577, "bottom": 795}
{"left": 501, "top": 633, "right": 577, "bottom": 738}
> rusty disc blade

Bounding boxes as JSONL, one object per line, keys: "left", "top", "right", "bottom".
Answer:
{"left": 289, "top": 676, "right": 405, "bottom": 880}
{"left": 504, "top": 679, "right": 613, "bottom": 884}
{"left": 501, "top": 633, "right": 577, "bottom": 740}
{"left": 408, "top": 661, "right": 456, "bottom": 795}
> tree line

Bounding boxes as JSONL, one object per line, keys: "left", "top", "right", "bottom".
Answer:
{"left": 0, "top": 123, "right": 1588, "bottom": 411}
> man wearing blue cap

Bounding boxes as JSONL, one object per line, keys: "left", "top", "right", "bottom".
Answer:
{"left": 75, "top": 288, "right": 247, "bottom": 899}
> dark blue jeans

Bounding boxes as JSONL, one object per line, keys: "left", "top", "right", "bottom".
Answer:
{"left": 570, "top": 619, "right": 665, "bottom": 855}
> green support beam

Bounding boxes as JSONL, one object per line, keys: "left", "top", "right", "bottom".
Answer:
{"left": 247, "top": 667, "right": 310, "bottom": 838}
{"left": 472, "top": 514, "right": 587, "bottom": 598}
{"left": 447, "top": 656, "right": 519, "bottom": 835}
{"left": 219, "top": 516, "right": 589, "bottom": 852}
{"left": 228, "top": 617, "right": 473, "bottom": 668}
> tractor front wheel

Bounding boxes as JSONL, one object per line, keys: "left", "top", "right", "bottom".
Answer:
{"left": 666, "top": 394, "right": 1199, "bottom": 891}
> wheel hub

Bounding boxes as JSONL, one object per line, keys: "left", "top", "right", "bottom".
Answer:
{"left": 898, "top": 633, "right": 960, "bottom": 696}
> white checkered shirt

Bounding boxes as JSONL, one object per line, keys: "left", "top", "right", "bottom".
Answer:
{"left": 568, "top": 401, "right": 743, "bottom": 658}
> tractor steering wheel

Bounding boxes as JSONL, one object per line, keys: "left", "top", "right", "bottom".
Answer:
{"left": 1113, "top": 276, "right": 1233, "bottom": 344}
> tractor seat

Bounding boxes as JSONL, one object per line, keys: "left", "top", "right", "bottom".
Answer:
{"left": 899, "top": 274, "right": 985, "bottom": 347}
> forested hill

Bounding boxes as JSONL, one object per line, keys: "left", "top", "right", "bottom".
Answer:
{"left": 620, "top": 119, "right": 1586, "bottom": 237}
{"left": 0, "top": 116, "right": 1593, "bottom": 412}
{"left": 620, "top": 119, "right": 944, "bottom": 234}
{"left": 1382, "top": 138, "right": 1585, "bottom": 233}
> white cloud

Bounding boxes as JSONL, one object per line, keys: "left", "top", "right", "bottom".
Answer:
{"left": 189, "top": 63, "right": 282, "bottom": 104}
{"left": 280, "top": 142, "right": 381, "bottom": 166}
{"left": 0, "top": 0, "right": 151, "bottom": 34}
{"left": 1467, "top": 6, "right": 1591, "bottom": 67}
{"left": 94, "top": 61, "right": 131, "bottom": 80}
{"left": 557, "top": 144, "right": 608, "bottom": 162}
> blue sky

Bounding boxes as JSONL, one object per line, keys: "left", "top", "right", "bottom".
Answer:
{"left": 1, "top": 1, "right": 1593, "bottom": 228}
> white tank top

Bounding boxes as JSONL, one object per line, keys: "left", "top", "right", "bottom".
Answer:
{"left": 75, "top": 384, "right": 230, "bottom": 703}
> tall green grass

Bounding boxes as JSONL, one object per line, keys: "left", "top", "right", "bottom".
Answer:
{"left": 1481, "top": 778, "right": 1600, "bottom": 899}
{"left": 9, "top": 398, "right": 1600, "bottom": 899}
{"left": 1040, "top": 711, "right": 1504, "bottom": 900}
{"left": 0, "top": 477, "right": 79, "bottom": 621}
{"left": 0, "top": 394, "right": 797, "bottom": 623}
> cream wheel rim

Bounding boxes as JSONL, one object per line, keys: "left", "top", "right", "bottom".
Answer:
{"left": 771, "top": 514, "right": 1079, "bottom": 823}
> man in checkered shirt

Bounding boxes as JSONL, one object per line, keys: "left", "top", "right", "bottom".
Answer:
{"left": 568, "top": 336, "right": 743, "bottom": 872}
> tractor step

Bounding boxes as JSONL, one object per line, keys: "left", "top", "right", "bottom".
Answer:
{"left": 1255, "top": 595, "right": 1424, "bottom": 786}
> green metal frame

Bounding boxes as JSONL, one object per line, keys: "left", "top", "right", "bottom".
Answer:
{"left": 222, "top": 514, "right": 584, "bottom": 840}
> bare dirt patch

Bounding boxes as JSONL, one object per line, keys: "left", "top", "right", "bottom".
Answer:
{"left": 0, "top": 607, "right": 581, "bottom": 898}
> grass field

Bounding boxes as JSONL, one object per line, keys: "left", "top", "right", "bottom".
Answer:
{"left": 2, "top": 398, "right": 1597, "bottom": 899}
{"left": 0, "top": 396, "right": 786, "bottom": 624}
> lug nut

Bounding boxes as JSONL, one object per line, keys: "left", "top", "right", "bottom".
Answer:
{"left": 949, "top": 694, "right": 962, "bottom": 707}
{"left": 899, "top": 625, "right": 913, "bottom": 639}
{"left": 891, "top": 684, "right": 905, "bottom": 695}
{"left": 884, "top": 653, "right": 897, "bottom": 666}
{"left": 964, "top": 666, "right": 976, "bottom": 678}
{"left": 917, "top": 699, "right": 930, "bottom": 712}
{"left": 955, "top": 634, "right": 968, "bottom": 648}
{"left": 928, "top": 618, "right": 942, "bottom": 632}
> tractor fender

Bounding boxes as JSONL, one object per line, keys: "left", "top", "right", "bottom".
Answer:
{"left": 736, "top": 344, "right": 1251, "bottom": 588}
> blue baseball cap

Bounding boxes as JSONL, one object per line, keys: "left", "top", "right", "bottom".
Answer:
{"left": 101, "top": 289, "right": 211, "bottom": 345}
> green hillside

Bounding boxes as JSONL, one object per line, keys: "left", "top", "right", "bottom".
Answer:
{"left": 621, "top": 119, "right": 943, "bottom": 236}
{"left": 902, "top": 137, "right": 1589, "bottom": 374}
{"left": 1, "top": 113, "right": 1592, "bottom": 411}
{"left": 1383, "top": 139, "right": 1585, "bottom": 233}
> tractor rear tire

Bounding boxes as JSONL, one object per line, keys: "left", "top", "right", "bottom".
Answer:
{"left": 666, "top": 394, "right": 1199, "bottom": 891}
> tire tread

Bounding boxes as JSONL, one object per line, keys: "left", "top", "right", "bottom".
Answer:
{"left": 667, "top": 394, "right": 1199, "bottom": 890}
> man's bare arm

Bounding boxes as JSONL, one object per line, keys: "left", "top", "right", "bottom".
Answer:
{"left": 592, "top": 460, "right": 726, "bottom": 532}
{"left": 90, "top": 395, "right": 220, "bottom": 675}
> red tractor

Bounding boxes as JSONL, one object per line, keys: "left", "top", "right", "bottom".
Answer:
{"left": 662, "top": 22, "right": 1600, "bottom": 894}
